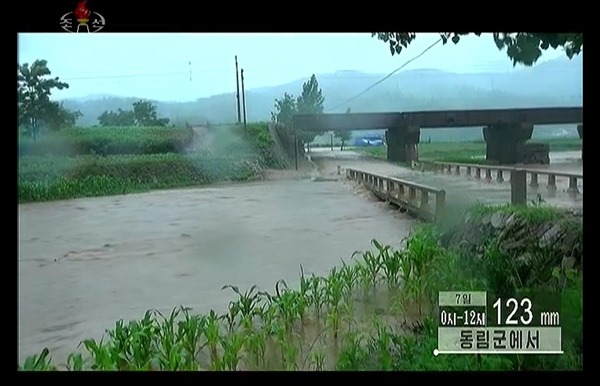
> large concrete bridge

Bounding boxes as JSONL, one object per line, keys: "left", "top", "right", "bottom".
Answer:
{"left": 294, "top": 107, "right": 583, "bottom": 165}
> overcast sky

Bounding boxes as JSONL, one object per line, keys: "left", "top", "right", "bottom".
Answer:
{"left": 18, "top": 33, "right": 566, "bottom": 102}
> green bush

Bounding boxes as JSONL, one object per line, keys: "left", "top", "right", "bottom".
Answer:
{"left": 18, "top": 126, "right": 195, "bottom": 157}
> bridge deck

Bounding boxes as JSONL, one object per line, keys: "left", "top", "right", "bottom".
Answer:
{"left": 311, "top": 150, "right": 583, "bottom": 211}
{"left": 294, "top": 107, "right": 583, "bottom": 131}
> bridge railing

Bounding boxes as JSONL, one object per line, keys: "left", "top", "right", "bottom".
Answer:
{"left": 417, "top": 160, "right": 583, "bottom": 201}
{"left": 345, "top": 168, "right": 446, "bottom": 222}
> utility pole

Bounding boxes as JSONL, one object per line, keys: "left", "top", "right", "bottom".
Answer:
{"left": 235, "top": 56, "right": 241, "bottom": 124}
{"left": 241, "top": 68, "right": 247, "bottom": 130}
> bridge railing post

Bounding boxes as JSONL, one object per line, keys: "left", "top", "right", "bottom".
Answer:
{"left": 435, "top": 190, "right": 446, "bottom": 221}
{"left": 408, "top": 187, "right": 416, "bottom": 205}
{"left": 510, "top": 169, "right": 527, "bottom": 206}
{"left": 567, "top": 177, "right": 580, "bottom": 197}
{"left": 420, "top": 191, "right": 430, "bottom": 212}
{"left": 485, "top": 169, "right": 492, "bottom": 183}
{"left": 547, "top": 175, "right": 557, "bottom": 196}
{"left": 497, "top": 170, "right": 504, "bottom": 183}
{"left": 530, "top": 173, "right": 539, "bottom": 189}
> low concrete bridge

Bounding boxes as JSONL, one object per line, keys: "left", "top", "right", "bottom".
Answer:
{"left": 294, "top": 107, "right": 583, "bottom": 165}
{"left": 309, "top": 149, "right": 582, "bottom": 222}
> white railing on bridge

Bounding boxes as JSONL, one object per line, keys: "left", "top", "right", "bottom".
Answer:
{"left": 417, "top": 161, "right": 583, "bottom": 198}
{"left": 345, "top": 168, "right": 446, "bottom": 222}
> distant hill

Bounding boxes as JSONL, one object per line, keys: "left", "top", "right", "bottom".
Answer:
{"left": 61, "top": 55, "right": 583, "bottom": 134}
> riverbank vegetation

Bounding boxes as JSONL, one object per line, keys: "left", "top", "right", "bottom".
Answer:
{"left": 18, "top": 123, "right": 286, "bottom": 203}
{"left": 19, "top": 203, "right": 582, "bottom": 371}
{"left": 362, "top": 137, "right": 581, "bottom": 164}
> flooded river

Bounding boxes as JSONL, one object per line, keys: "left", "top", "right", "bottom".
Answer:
{"left": 18, "top": 176, "right": 417, "bottom": 364}
{"left": 18, "top": 150, "right": 583, "bottom": 364}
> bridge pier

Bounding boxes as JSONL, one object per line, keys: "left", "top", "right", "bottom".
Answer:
{"left": 577, "top": 124, "right": 583, "bottom": 161}
{"left": 386, "top": 125, "right": 420, "bottom": 163}
{"left": 483, "top": 123, "right": 533, "bottom": 164}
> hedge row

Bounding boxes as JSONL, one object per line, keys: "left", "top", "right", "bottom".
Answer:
{"left": 18, "top": 126, "right": 195, "bottom": 157}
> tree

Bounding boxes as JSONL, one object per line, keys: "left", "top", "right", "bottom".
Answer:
{"left": 372, "top": 33, "right": 583, "bottom": 67}
{"left": 98, "top": 101, "right": 168, "bottom": 127}
{"left": 44, "top": 102, "right": 82, "bottom": 131}
{"left": 334, "top": 107, "right": 353, "bottom": 151}
{"left": 334, "top": 130, "right": 352, "bottom": 151}
{"left": 132, "top": 100, "right": 169, "bottom": 127}
{"left": 296, "top": 74, "right": 325, "bottom": 145}
{"left": 98, "top": 109, "right": 135, "bottom": 126}
{"left": 17, "top": 60, "right": 80, "bottom": 141}
{"left": 272, "top": 92, "right": 297, "bottom": 129}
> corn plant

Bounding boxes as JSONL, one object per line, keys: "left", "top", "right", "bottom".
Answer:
{"left": 105, "top": 319, "right": 134, "bottom": 369}
{"left": 326, "top": 305, "right": 342, "bottom": 342}
{"left": 271, "top": 321, "right": 299, "bottom": 370}
{"left": 307, "top": 274, "right": 327, "bottom": 321}
{"left": 155, "top": 307, "right": 189, "bottom": 370}
{"left": 369, "top": 317, "right": 394, "bottom": 370}
{"left": 81, "top": 338, "right": 118, "bottom": 370}
{"left": 19, "top": 348, "right": 57, "bottom": 371}
{"left": 65, "top": 352, "right": 85, "bottom": 371}
{"left": 325, "top": 268, "right": 344, "bottom": 310}
{"left": 96, "top": 314, "right": 157, "bottom": 370}
{"left": 220, "top": 331, "right": 246, "bottom": 370}
{"left": 325, "top": 267, "right": 347, "bottom": 341}
{"left": 280, "top": 335, "right": 300, "bottom": 370}
{"left": 355, "top": 250, "right": 382, "bottom": 297}
{"left": 297, "top": 266, "right": 312, "bottom": 325}
{"left": 222, "top": 284, "right": 263, "bottom": 320}
{"left": 176, "top": 308, "right": 205, "bottom": 367}
{"left": 376, "top": 242, "right": 403, "bottom": 290}
{"left": 244, "top": 327, "right": 268, "bottom": 369}
{"left": 264, "top": 280, "right": 301, "bottom": 337}
{"left": 298, "top": 266, "right": 311, "bottom": 298}
{"left": 336, "top": 332, "right": 367, "bottom": 370}
{"left": 339, "top": 259, "right": 360, "bottom": 305}
{"left": 203, "top": 310, "right": 222, "bottom": 370}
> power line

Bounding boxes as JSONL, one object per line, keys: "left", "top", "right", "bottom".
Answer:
{"left": 55, "top": 56, "right": 581, "bottom": 84}
{"left": 327, "top": 38, "right": 443, "bottom": 112}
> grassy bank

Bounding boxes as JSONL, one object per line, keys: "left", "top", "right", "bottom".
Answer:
{"left": 18, "top": 127, "right": 195, "bottom": 157}
{"left": 362, "top": 137, "right": 581, "bottom": 164}
{"left": 18, "top": 123, "right": 286, "bottom": 203}
{"left": 20, "top": 204, "right": 582, "bottom": 371}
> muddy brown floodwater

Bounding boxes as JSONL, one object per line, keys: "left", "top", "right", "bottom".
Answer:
{"left": 18, "top": 176, "right": 418, "bottom": 364}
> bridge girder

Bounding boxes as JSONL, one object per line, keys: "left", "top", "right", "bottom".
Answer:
{"left": 293, "top": 107, "right": 583, "bottom": 132}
